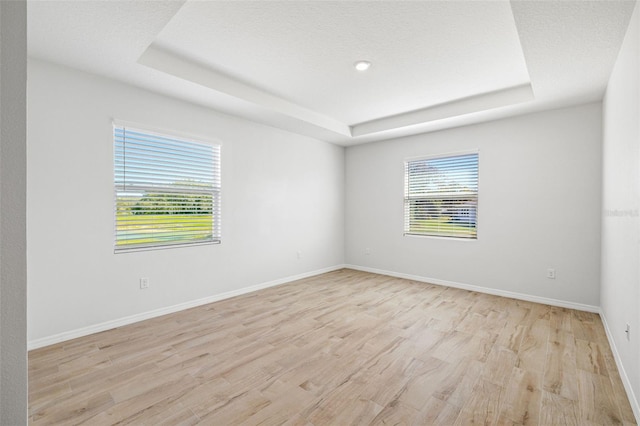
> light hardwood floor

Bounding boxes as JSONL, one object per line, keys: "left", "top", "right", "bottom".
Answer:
{"left": 29, "top": 269, "right": 636, "bottom": 425}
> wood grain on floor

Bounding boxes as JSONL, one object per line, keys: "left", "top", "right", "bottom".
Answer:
{"left": 28, "top": 269, "right": 637, "bottom": 425}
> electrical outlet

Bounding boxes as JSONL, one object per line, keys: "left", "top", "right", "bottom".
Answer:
{"left": 625, "top": 323, "right": 631, "bottom": 341}
{"left": 365, "top": 247, "right": 371, "bottom": 255}
{"left": 296, "top": 250, "right": 302, "bottom": 260}
{"left": 546, "top": 268, "right": 556, "bottom": 279}
{"left": 139, "top": 277, "right": 149, "bottom": 289}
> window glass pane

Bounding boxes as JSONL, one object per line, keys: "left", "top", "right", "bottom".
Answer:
{"left": 114, "top": 125, "right": 221, "bottom": 252}
{"left": 404, "top": 153, "right": 478, "bottom": 239}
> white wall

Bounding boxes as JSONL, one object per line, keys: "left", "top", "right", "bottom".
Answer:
{"left": 27, "top": 59, "right": 344, "bottom": 344}
{"left": 0, "top": 1, "right": 27, "bottom": 422}
{"left": 346, "top": 103, "right": 602, "bottom": 308}
{"left": 602, "top": 1, "right": 640, "bottom": 418}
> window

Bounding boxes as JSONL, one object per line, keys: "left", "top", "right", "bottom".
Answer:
{"left": 404, "top": 152, "right": 478, "bottom": 239}
{"left": 114, "top": 125, "right": 220, "bottom": 252}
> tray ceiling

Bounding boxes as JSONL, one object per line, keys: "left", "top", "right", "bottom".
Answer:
{"left": 28, "top": 1, "right": 636, "bottom": 145}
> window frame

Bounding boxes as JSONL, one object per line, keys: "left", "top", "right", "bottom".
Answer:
{"left": 404, "top": 151, "right": 479, "bottom": 240}
{"left": 113, "top": 122, "right": 221, "bottom": 253}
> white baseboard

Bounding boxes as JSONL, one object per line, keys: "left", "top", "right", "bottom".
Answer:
{"left": 28, "top": 264, "right": 347, "bottom": 350}
{"left": 344, "top": 264, "right": 600, "bottom": 313}
{"left": 599, "top": 310, "right": 640, "bottom": 424}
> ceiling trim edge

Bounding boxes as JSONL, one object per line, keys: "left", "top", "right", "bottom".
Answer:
{"left": 352, "top": 83, "right": 534, "bottom": 137}
{"left": 138, "top": 44, "right": 352, "bottom": 138}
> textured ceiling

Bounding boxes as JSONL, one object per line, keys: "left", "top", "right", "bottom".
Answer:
{"left": 152, "top": 1, "right": 530, "bottom": 125}
{"left": 27, "top": 0, "right": 637, "bottom": 146}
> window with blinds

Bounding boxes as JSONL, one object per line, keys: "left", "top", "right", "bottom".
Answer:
{"left": 404, "top": 152, "right": 478, "bottom": 239}
{"left": 114, "top": 125, "right": 221, "bottom": 252}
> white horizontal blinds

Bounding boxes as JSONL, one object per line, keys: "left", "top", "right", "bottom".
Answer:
{"left": 114, "top": 126, "right": 221, "bottom": 251}
{"left": 404, "top": 153, "right": 478, "bottom": 239}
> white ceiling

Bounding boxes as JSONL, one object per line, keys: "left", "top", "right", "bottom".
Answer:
{"left": 28, "top": 0, "right": 636, "bottom": 146}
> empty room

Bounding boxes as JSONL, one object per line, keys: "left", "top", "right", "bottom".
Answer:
{"left": 1, "top": 0, "right": 640, "bottom": 424}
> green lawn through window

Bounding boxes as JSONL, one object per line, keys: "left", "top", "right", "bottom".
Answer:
{"left": 408, "top": 217, "right": 476, "bottom": 238}
{"left": 116, "top": 213, "right": 213, "bottom": 247}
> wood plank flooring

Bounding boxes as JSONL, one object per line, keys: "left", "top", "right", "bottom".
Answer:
{"left": 28, "top": 269, "right": 637, "bottom": 425}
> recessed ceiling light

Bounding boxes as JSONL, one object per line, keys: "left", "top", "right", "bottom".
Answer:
{"left": 354, "top": 61, "right": 371, "bottom": 71}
